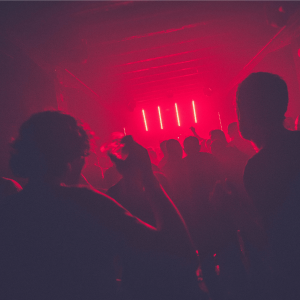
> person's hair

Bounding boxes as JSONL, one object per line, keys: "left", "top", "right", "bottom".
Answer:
{"left": 227, "top": 122, "right": 238, "bottom": 137}
{"left": 183, "top": 136, "right": 200, "bottom": 155}
{"left": 236, "top": 72, "right": 288, "bottom": 127}
{"left": 209, "top": 129, "right": 226, "bottom": 142}
{"left": 166, "top": 139, "right": 183, "bottom": 159}
{"left": 10, "top": 110, "right": 90, "bottom": 178}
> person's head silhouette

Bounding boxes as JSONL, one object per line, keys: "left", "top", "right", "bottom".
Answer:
{"left": 183, "top": 136, "right": 200, "bottom": 156}
{"left": 166, "top": 139, "right": 183, "bottom": 160}
{"left": 227, "top": 122, "right": 239, "bottom": 140}
{"left": 10, "top": 110, "right": 90, "bottom": 184}
{"left": 236, "top": 72, "right": 288, "bottom": 148}
{"left": 209, "top": 129, "right": 227, "bottom": 143}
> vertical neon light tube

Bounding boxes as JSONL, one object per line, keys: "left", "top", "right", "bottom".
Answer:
{"left": 142, "top": 110, "right": 148, "bottom": 131}
{"left": 123, "top": 127, "right": 126, "bottom": 136}
{"left": 192, "top": 100, "right": 197, "bottom": 123}
{"left": 175, "top": 103, "right": 180, "bottom": 126}
{"left": 218, "top": 111, "right": 223, "bottom": 131}
{"left": 158, "top": 106, "right": 163, "bottom": 129}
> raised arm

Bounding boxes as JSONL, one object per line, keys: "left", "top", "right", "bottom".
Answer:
{"left": 107, "top": 136, "right": 197, "bottom": 262}
{"left": 190, "top": 126, "right": 205, "bottom": 141}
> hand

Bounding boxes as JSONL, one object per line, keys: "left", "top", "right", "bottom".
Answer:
{"left": 109, "top": 135, "right": 155, "bottom": 182}
{"left": 190, "top": 126, "right": 196, "bottom": 133}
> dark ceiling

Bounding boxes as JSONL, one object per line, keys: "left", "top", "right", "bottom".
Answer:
{"left": 1, "top": 1, "right": 300, "bottom": 133}
{"left": 1, "top": 2, "right": 299, "bottom": 103}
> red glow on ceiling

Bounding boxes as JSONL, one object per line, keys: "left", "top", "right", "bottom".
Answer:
{"left": 64, "top": 69, "right": 100, "bottom": 98}
{"left": 125, "top": 66, "right": 201, "bottom": 81}
{"left": 102, "top": 21, "right": 209, "bottom": 45}
{"left": 242, "top": 25, "right": 286, "bottom": 70}
{"left": 123, "top": 57, "right": 209, "bottom": 75}
{"left": 158, "top": 106, "right": 163, "bottom": 129}
{"left": 142, "top": 109, "right": 148, "bottom": 131}
{"left": 120, "top": 47, "right": 214, "bottom": 66}
{"left": 115, "top": 37, "right": 207, "bottom": 59}
{"left": 175, "top": 103, "right": 180, "bottom": 126}
{"left": 192, "top": 100, "right": 197, "bottom": 123}
{"left": 132, "top": 72, "right": 198, "bottom": 87}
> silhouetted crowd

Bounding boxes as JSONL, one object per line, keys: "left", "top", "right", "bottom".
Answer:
{"left": 0, "top": 72, "right": 300, "bottom": 300}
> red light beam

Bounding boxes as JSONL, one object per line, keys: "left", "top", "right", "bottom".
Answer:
{"left": 142, "top": 109, "right": 148, "bottom": 131}
{"left": 158, "top": 106, "right": 163, "bottom": 129}
{"left": 175, "top": 103, "right": 180, "bottom": 126}
{"left": 192, "top": 100, "right": 197, "bottom": 123}
{"left": 218, "top": 111, "right": 223, "bottom": 131}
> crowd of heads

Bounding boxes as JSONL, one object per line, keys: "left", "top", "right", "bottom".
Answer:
{"left": 4, "top": 72, "right": 298, "bottom": 186}
{"left": 1, "top": 71, "right": 300, "bottom": 300}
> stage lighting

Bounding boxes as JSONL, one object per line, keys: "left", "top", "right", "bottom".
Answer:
{"left": 175, "top": 103, "right": 180, "bottom": 126}
{"left": 192, "top": 100, "right": 197, "bottom": 123}
{"left": 158, "top": 106, "right": 163, "bottom": 129}
{"left": 142, "top": 109, "right": 148, "bottom": 131}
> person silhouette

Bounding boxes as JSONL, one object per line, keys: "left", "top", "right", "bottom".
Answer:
{"left": 158, "top": 140, "right": 168, "bottom": 169}
{"left": 236, "top": 72, "right": 300, "bottom": 299}
{"left": 161, "top": 139, "right": 187, "bottom": 204}
{"left": 0, "top": 111, "right": 203, "bottom": 300}
{"left": 182, "top": 136, "right": 225, "bottom": 300}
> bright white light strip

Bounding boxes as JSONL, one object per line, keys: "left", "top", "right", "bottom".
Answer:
{"left": 192, "top": 100, "right": 197, "bottom": 123}
{"left": 142, "top": 109, "right": 148, "bottom": 131}
{"left": 175, "top": 103, "right": 180, "bottom": 126}
{"left": 158, "top": 106, "right": 163, "bottom": 129}
{"left": 218, "top": 111, "right": 223, "bottom": 131}
{"left": 123, "top": 127, "right": 126, "bottom": 136}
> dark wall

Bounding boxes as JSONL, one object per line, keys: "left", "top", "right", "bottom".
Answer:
{"left": 251, "top": 45, "right": 300, "bottom": 119}
{"left": 0, "top": 37, "right": 57, "bottom": 183}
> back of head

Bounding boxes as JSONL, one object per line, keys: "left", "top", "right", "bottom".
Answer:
{"left": 183, "top": 136, "right": 200, "bottom": 156}
{"left": 10, "top": 110, "right": 89, "bottom": 179}
{"left": 209, "top": 129, "right": 227, "bottom": 143}
{"left": 236, "top": 72, "right": 288, "bottom": 140}
{"left": 166, "top": 139, "right": 183, "bottom": 159}
{"left": 228, "top": 122, "right": 239, "bottom": 138}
